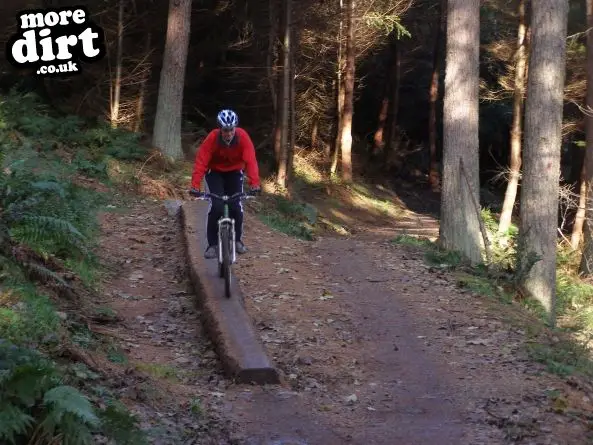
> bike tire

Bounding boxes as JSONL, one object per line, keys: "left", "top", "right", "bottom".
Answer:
{"left": 220, "top": 227, "right": 232, "bottom": 298}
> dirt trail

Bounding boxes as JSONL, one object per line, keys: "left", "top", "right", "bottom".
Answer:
{"left": 94, "top": 197, "right": 593, "bottom": 445}
{"left": 94, "top": 198, "right": 236, "bottom": 444}
{"left": 230, "top": 212, "right": 593, "bottom": 445}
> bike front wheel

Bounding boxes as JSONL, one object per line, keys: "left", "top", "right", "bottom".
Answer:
{"left": 220, "top": 227, "right": 232, "bottom": 298}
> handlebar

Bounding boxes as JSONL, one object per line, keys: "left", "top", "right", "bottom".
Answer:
{"left": 189, "top": 190, "right": 258, "bottom": 202}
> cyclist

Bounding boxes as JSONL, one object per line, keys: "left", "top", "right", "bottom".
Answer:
{"left": 190, "top": 109, "right": 262, "bottom": 259}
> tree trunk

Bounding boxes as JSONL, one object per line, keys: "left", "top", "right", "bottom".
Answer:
{"left": 273, "top": 79, "right": 283, "bottom": 162}
{"left": 372, "top": 37, "right": 398, "bottom": 158}
{"left": 338, "top": 0, "right": 355, "bottom": 182}
{"left": 331, "top": 0, "right": 344, "bottom": 176}
{"left": 580, "top": 0, "right": 593, "bottom": 275}
{"left": 111, "top": 0, "right": 124, "bottom": 128}
{"left": 331, "top": 75, "right": 344, "bottom": 175}
{"left": 134, "top": 32, "right": 152, "bottom": 133}
{"left": 276, "top": 0, "right": 291, "bottom": 187}
{"left": 266, "top": 0, "right": 278, "bottom": 135}
{"left": 287, "top": 25, "right": 297, "bottom": 184}
{"left": 384, "top": 42, "right": 401, "bottom": 159}
{"left": 498, "top": 0, "right": 529, "bottom": 234}
{"left": 152, "top": 0, "right": 192, "bottom": 159}
{"left": 372, "top": 96, "right": 389, "bottom": 156}
{"left": 428, "top": 0, "right": 446, "bottom": 192}
{"left": 371, "top": 41, "right": 393, "bottom": 157}
{"left": 572, "top": 160, "right": 587, "bottom": 249}
{"left": 311, "top": 118, "right": 318, "bottom": 148}
{"left": 439, "top": 0, "right": 482, "bottom": 265}
{"left": 518, "top": 0, "right": 568, "bottom": 325}
{"left": 272, "top": 0, "right": 283, "bottom": 163}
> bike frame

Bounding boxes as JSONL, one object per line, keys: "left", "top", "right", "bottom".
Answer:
{"left": 197, "top": 191, "right": 254, "bottom": 265}
{"left": 217, "top": 203, "right": 236, "bottom": 264}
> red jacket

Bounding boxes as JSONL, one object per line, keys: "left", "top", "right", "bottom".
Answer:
{"left": 191, "top": 127, "right": 261, "bottom": 189}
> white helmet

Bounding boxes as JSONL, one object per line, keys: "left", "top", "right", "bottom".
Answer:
{"left": 217, "top": 109, "right": 238, "bottom": 129}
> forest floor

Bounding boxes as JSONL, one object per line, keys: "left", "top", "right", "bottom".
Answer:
{"left": 90, "top": 176, "right": 593, "bottom": 445}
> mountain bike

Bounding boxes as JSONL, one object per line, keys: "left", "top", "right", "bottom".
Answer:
{"left": 190, "top": 190, "right": 257, "bottom": 298}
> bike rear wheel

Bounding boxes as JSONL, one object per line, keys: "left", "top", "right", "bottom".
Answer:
{"left": 220, "top": 226, "right": 232, "bottom": 298}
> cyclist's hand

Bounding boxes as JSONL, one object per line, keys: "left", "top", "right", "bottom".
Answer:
{"left": 249, "top": 186, "right": 261, "bottom": 196}
{"left": 189, "top": 188, "right": 203, "bottom": 198}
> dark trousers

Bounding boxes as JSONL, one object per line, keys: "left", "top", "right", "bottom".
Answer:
{"left": 205, "top": 169, "right": 244, "bottom": 247}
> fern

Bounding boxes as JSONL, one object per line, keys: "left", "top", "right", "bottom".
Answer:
{"left": 0, "top": 342, "right": 58, "bottom": 443}
{"left": 42, "top": 385, "right": 99, "bottom": 425}
{"left": 2, "top": 361, "right": 56, "bottom": 406}
{"left": 30, "top": 181, "right": 66, "bottom": 198}
{"left": 18, "top": 215, "right": 86, "bottom": 243}
{"left": 32, "top": 386, "right": 99, "bottom": 445}
{"left": 0, "top": 342, "right": 102, "bottom": 445}
{"left": 23, "top": 262, "right": 71, "bottom": 288}
{"left": 0, "top": 287, "right": 61, "bottom": 346}
{"left": 99, "top": 401, "right": 147, "bottom": 445}
{"left": 0, "top": 405, "right": 34, "bottom": 444}
{"left": 0, "top": 341, "right": 58, "bottom": 398}
{"left": 0, "top": 91, "right": 150, "bottom": 445}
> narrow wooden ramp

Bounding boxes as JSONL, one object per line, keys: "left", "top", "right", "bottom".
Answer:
{"left": 180, "top": 199, "right": 280, "bottom": 385}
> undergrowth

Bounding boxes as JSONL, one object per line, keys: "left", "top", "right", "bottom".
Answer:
{"left": 0, "top": 90, "right": 149, "bottom": 443}
{"left": 256, "top": 193, "right": 317, "bottom": 241}
{"left": 392, "top": 208, "right": 593, "bottom": 380}
{"left": 254, "top": 150, "right": 405, "bottom": 239}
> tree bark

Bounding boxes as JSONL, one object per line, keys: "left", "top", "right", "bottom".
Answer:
{"left": 338, "top": 0, "right": 355, "bottom": 182}
{"left": 498, "top": 0, "right": 529, "bottom": 234}
{"left": 331, "top": 0, "right": 344, "bottom": 176}
{"left": 111, "top": 0, "right": 124, "bottom": 128}
{"left": 372, "top": 94, "right": 389, "bottom": 156}
{"left": 311, "top": 118, "right": 319, "bottom": 149}
{"left": 276, "top": 0, "right": 291, "bottom": 187}
{"left": 384, "top": 42, "right": 401, "bottom": 159}
{"left": 269, "top": 0, "right": 282, "bottom": 163}
{"left": 134, "top": 32, "right": 152, "bottom": 133}
{"left": 572, "top": 160, "right": 587, "bottom": 249}
{"left": 439, "top": 0, "right": 482, "bottom": 265}
{"left": 372, "top": 39, "right": 394, "bottom": 157}
{"left": 287, "top": 25, "right": 297, "bottom": 184}
{"left": 273, "top": 78, "right": 284, "bottom": 162}
{"left": 580, "top": 0, "right": 593, "bottom": 275}
{"left": 152, "top": 0, "right": 192, "bottom": 159}
{"left": 428, "top": 0, "right": 446, "bottom": 192}
{"left": 372, "top": 37, "right": 399, "bottom": 159}
{"left": 518, "top": 0, "right": 568, "bottom": 325}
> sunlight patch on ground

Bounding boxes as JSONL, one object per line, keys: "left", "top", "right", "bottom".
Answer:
{"left": 328, "top": 207, "right": 355, "bottom": 224}
{"left": 348, "top": 191, "right": 404, "bottom": 219}
{"left": 293, "top": 152, "right": 325, "bottom": 184}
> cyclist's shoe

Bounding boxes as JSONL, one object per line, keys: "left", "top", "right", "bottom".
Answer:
{"left": 236, "top": 241, "right": 248, "bottom": 254}
{"left": 204, "top": 245, "right": 218, "bottom": 259}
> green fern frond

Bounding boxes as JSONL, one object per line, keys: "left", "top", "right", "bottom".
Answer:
{"left": 10, "top": 214, "right": 89, "bottom": 259}
{"left": 3, "top": 196, "right": 42, "bottom": 220}
{"left": 51, "top": 414, "right": 94, "bottom": 445}
{"left": 0, "top": 404, "right": 35, "bottom": 444}
{"left": 24, "top": 262, "right": 70, "bottom": 288}
{"left": 42, "top": 386, "right": 100, "bottom": 429}
{"left": 0, "top": 341, "right": 58, "bottom": 398}
{"left": 30, "top": 180, "right": 66, "bottom": 198}
{"left": 2, "top": 363, "right": 56, "bottom": 406}
{"left": 99, "top": 401, "right": 147, "bottom": 445}
{"left": 20, "top": 216, "right": 85, "bottom": 241}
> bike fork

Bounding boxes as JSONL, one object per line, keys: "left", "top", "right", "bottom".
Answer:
{"left": 217, "top": 222, "right": 224, "bottom": 264}
{"left": 217, "top": 219, "right": 236, "bottom": 264}
{"left": 231, "top": 219, "right": 236, "bottom": 263}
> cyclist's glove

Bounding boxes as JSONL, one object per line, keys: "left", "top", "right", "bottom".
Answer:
{"left": 249, "top": 186, "right": 262, "bottom": 196}
{"left": 189, "top": 188, "right": 203, "bottom": 197}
